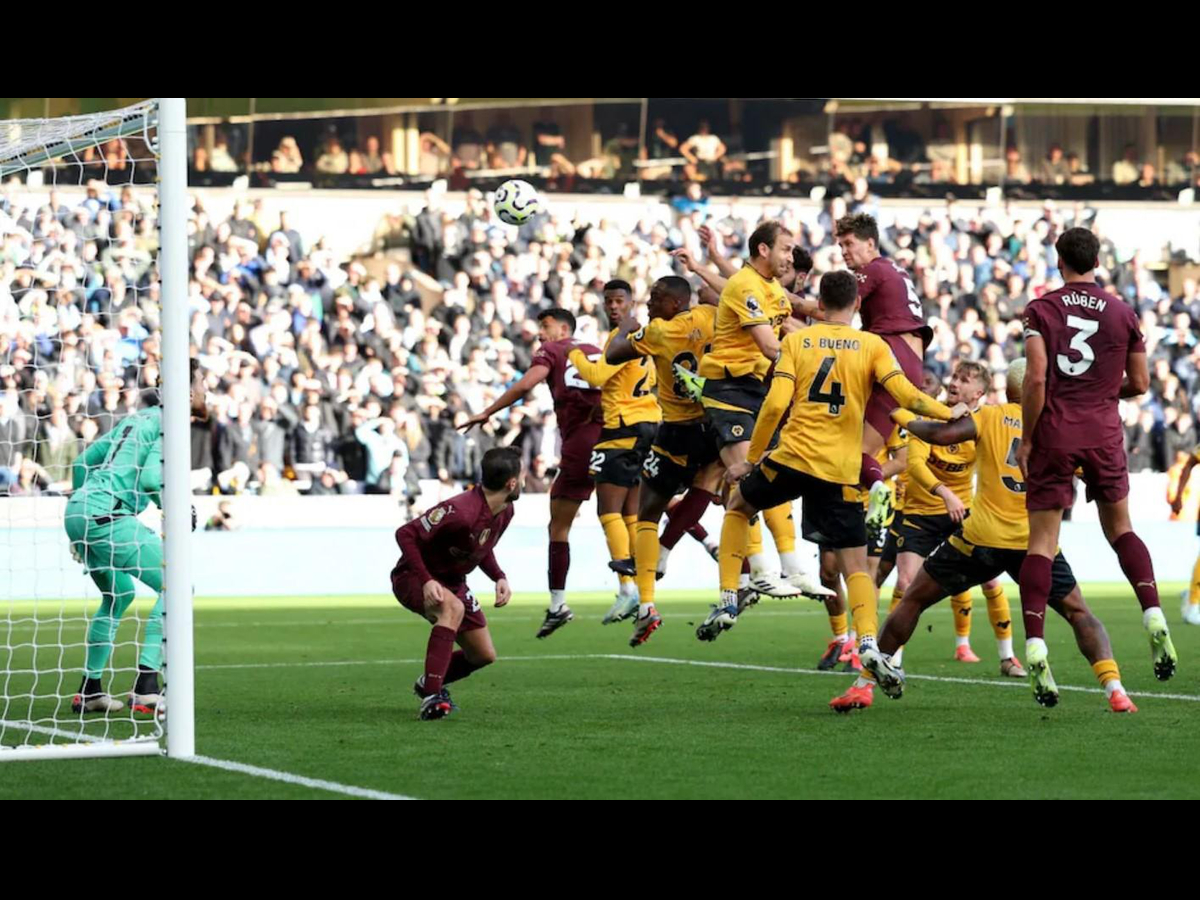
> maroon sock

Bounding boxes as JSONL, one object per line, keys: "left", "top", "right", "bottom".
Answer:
{"left": 1113, "top": 532, "right": 1160, "bottom": 611}
{"left": 661, "top": 488, "right": 716, "bottom": 550}
{"left": 422, "top": 625, "right": 457, "bottom": 696}
{"left": 548, "top": 540, "right": 570, "bottom": 591}
{"left": 1018, "top": 554, "right": 1053, "bottom": 641}
{"left": 687, "top": 522, "right": 709, "bottom": 543}
{"left": 444, "top": 649, "right": 487, "bottom": 685}
{"left": 860, "top": 453, "right": 883, "bottom": 490}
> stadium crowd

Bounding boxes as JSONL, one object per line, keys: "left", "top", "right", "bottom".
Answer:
{"left": 2, "top": 176, "right": 1199, "bottom": 503}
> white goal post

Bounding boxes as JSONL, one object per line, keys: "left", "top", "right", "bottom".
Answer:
{"left": 0, "top": 98, "right": 193, "bottom": 762}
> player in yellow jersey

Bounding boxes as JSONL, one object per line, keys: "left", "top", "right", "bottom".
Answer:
{"left": 601, "top": 275, "right": 725, "bottom": 645}
{"left": 567, "top": 281, "right": 661, "bottom": 624}
{"left": 673, "top": 227, "right": 829, "bottom": 600}
{"left": 863, "top": 360, "right": 1140, "bottom": 713}
{"left": 891, "top": 361, "right": 1023, "bottom": 675}
{"left": 1168, "top": 448, "right": 1200, "bottom": 626}
{"left": 713, "top": 271, "right": 960, "bottom": 712}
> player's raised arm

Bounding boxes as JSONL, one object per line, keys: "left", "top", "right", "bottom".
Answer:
{"left": 605, "top": 315, "right": 645, "bottom": 365}
{"left": 873, "top": 342, "right": 956, "bottom": 421}
{"left": 567, "top": 346, "right": 621, "bottom": 387}
{"left": 460, "top": 363, "right": 551, "bottom": 430}
{"left": 672, "top": 247, "right": 729, "bottom": 295}
{"left": 891, "top": 408, "right": 979, "bottom": 446}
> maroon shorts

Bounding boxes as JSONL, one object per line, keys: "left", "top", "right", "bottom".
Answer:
{"left": 865, "top": 333, "right": 925, "bottom": 439}
{"left": 391, "top": 569, "right": 488, "bottom": 636}
{"left": 1025, "top": 442, "right": 1130, "bottom": 512}
{"left": 550, "top": 420, "right": 602, "bottom": 502}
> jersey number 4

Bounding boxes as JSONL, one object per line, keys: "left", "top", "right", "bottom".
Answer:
{"left": 808, "top": 357, "right": 846, "bottom": 415}
{"left": 1056, "top": 315, "right": 1099, "bottom": 377}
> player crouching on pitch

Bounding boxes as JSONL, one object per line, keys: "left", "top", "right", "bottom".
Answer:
{"left": 391, "top": 447, "right": 522, "bottom": 720}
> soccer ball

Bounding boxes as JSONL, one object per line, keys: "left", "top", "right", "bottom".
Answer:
{"left": 493, "top": 179, "right": 540, "bottom": 226}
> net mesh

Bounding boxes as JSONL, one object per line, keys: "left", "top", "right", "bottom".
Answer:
{"left": 1, "top": 100, "right": 166, "bottom": 752}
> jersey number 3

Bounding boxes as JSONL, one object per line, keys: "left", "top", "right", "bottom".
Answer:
{"left": 808, "top": 357, "right": 846, "bottom": 415}
{"left": 1056, "top": 315, "right": 1099, "bottom": 377}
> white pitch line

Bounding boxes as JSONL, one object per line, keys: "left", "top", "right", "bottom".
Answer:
{"left": 592, "top": 654, "right": 1200, "bottom": 703}
{"left": 183, "top": 754, "right": 415, "bottom": 801}
{"left": 2, "top": 718, "right": 97, "bottom": 743}
{"left": 193, "top": 652, "right": 1200, "bottom": 703}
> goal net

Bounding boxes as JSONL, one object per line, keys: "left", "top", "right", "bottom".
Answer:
{"left": 0, "top": 98, "right": 193, "bottom": 761}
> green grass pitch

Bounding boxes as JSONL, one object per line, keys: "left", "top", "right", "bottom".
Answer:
{"left": 2, "top": 584, "right": 1198, "bottom": 799}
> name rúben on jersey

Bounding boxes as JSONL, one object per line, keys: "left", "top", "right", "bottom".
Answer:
{"left": 1059, "top": 292, "right": 1106, "bottom": 313}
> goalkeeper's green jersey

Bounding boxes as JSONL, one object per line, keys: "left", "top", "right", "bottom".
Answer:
{"left": 71, "top": 407, "right": 163, "bottom": 517}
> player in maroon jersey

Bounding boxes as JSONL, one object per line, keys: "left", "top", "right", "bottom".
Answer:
{"left": 392, "top": 447, "right": 522, "bottom": 720}
{"left": 834, "top": 213, "right": 934, "bottom": 532}
{"left": 460, "top": 308, "right": 602, "bottom": 638}
{"left": 1018, "top": 226, "right": 1177, "bottom": 696}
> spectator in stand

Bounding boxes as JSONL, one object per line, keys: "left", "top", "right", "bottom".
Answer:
{"left": 531, "top": 119, "right": 574, "bottom": 177}
{"left": 681, "top": 120, "right": 727, "bottom": 181}
{"left": 451, "top": 117, "right": 485, "bottom": 171}
{"left": 1067, "top": 151, "right": 1094, "bottom": 185}
{"left": 315, "top": 136, "right": 349, "bottom": 175}
{"left": 272, "top": 136, "right": 304, "bottom": 174}
{"left": 209, "top": 134, "right": 239, "bottom": 173}
{"left": 1113, "top": 143, "right": 1141, "bottom": 185}
{"left": 418, "top": 132, "right": 451, "bottom": 178}
{"left": 1003, "top": 146, "right": 1030, "bottom": 183}
{"left": 1036, "top": 143, "right": 1071, "bottom": 184}
{"left": 486, "top": 115, "right": 527, "bottom": 169}
{"left": 362, "top": 136, "right": 391, "bottom": 175}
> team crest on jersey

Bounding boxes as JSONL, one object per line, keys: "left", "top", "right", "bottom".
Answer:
{"left": 745, "top": 297, "right": 764, "bottom": 318}
{"left": 422, "top": 505, "right": 451, "bottom": 531}
{"left": 732, "top": 425, "right": 745, "bottom": 437}
{"left": 478, "top": 528, "right": 491, "bottom": 545}
{"left": 855, "top": 272, "right": 867, "bottom": 283}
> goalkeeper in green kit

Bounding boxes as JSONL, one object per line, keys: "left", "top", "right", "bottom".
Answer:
{"left": 67, "top": 361, "right": 207, "bottom": 715}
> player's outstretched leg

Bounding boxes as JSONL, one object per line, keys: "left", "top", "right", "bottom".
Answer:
{"left": 1051, "top": 584, "right": 1137, "bottom": 713}
{"left": 1100, "top": 500, "right": 1177, "bottom": 680}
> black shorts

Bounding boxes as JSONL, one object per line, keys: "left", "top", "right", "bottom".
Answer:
{"left": 924, "top": 533, "right": 1077, "bottom": 605}
{"left": 880, "top": 512, "right": 902, "bottom": 565}
{"left": 895, "top": 512, "right": 959, "bottom": 558}
{"left": 589, "top": 422, "right": 657, "bottom": 487}
{"left": 740, "top": 457, "right": 866, "bottom": 550}
{"left": 643, "top": 419, "right": 720, "bottom": 497}
{"left": 701, "top": 374, "right": 767, "bottom": 449}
